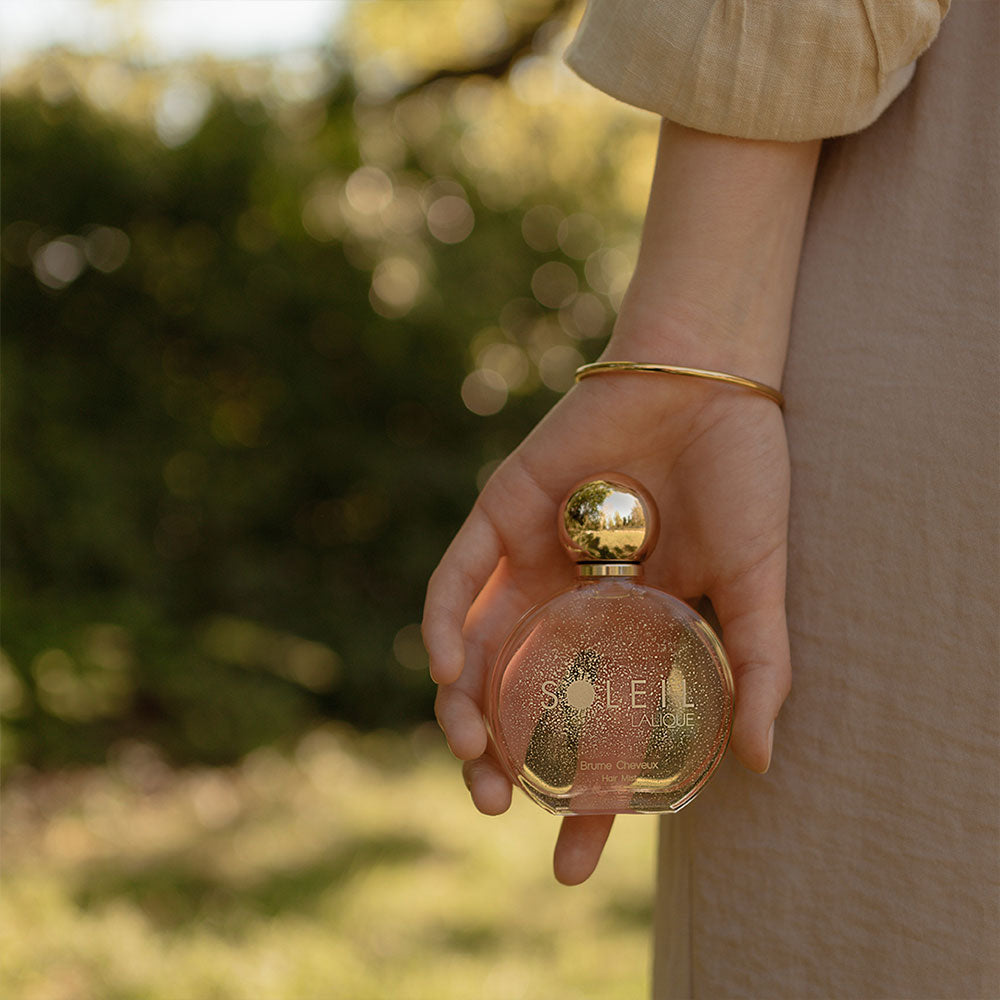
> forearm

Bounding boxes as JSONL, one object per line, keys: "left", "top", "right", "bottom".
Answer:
{"left": 607, "top": 121, "right": 821, "bottom": 387}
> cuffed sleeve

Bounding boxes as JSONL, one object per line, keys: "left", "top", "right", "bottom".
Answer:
{"left": 564, "top": 0, "right": 949, "bottom": 141}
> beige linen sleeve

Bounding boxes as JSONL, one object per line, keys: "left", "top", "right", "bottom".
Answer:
{"left": 564, "top": 0, "right": 950, "bottom": 141}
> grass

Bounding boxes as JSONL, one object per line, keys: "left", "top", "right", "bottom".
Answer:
{"left": 1, "top": 723, "right": 656, "bottom": 1000}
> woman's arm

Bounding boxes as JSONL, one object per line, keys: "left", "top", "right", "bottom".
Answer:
{"left": 611, "top": 120, "right": 820, "bottom": 382}
{"left": 424, "top": 121, "right": 820, "bottom": 884}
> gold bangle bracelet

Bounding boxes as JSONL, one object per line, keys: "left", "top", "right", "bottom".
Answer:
{"left": 574, "top": 361, "right": 785, "bottom": 408}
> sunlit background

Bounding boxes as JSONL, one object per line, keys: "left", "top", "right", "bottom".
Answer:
{"left": 1, "top": 1, "right": 661, "bottom": 996}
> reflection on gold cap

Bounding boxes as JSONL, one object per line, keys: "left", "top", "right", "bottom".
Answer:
{"left": 559, "top": 473, "right": 658, "bottom": 564}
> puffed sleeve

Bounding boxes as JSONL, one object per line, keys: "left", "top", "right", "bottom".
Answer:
{"left": 564, "top": 0, "right": 950, "bottom": 141}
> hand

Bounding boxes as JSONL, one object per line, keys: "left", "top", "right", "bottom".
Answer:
{"left": 424, "top": 119, "right": 816, "bottom": 884}
{"left": 423, "top": 370, "right": 790, "bottom": 884}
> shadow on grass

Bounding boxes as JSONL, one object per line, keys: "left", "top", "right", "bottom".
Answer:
{"left": 72, "top": 832, "right": 432, "bottom": 933}
{"left": 603, "top": 895, "right": 654, "bottom": 928}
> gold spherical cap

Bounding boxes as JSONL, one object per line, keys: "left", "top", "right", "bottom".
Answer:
{"left": 559, "top": 473, "right": 659, "bottom": 565}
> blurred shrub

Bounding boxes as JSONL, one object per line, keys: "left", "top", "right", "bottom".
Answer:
{"left": 1, "top": 6, "right": 655, "bottom": 768}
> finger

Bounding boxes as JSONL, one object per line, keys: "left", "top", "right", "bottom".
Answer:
{"left": 431, "top": 561, "right": 528, "bottom": 757}
{"left": 731, "top": 649, "right": 787, "bottom": 772}
{"left": 553, "top": 814, "right": 615, "bottom": 885}
{"left": 712, "top": 554, "right": 790, "bottom": 774}
{"left": 423, "top": 506, "right": 503, "bottom": 684}
{"left": 458, "top": 561, "right": 539, "bottom": 694}
{"left": 434, "top": 543, "right": 567, "bottom": 764}
{"left": 462, "top": 754, "right": 512, "bottom": 816}
{"left": 434, "top": 684, "right": 488, "bottom": 760}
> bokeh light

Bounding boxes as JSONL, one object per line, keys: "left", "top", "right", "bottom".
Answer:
{"left": 477, "top": 341, "right": 531, "bottom": 390}
{"left": 426, "top": 194, "right": 474, "bottom": 244}
{"left": 531, "top": 259, "right": 578, "bottom": 308}
{"left": 83, "top": 225, "right": 130, "bottom": 272}
{"left": 392, "top": 624, "right": 428, "bottom": 672}
{"left": 370, "top": 256, "right": 422, "bottom": 316}
{"left": 33, "top": 236, "right": 86, "bottom": 288}
{"left": 461, "top": 368, "right": 508, "bottom": 416}
{"left": 538, "top": 344, "right": 584, "bottom": 392}
{"left": 154, "top": 75, "right": 212, "bottom": 146}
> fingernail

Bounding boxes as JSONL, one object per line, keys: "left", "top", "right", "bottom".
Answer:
{"left": 763, "top": 722, "right": 775, "bottom": 773}
{"left": 461, "top": 760, "right": 476, "bottom": 791}
{"left": 429, "top": 658, "right": 450, "bottom": 685}
{"left": 430, "top": 646, "right": 462, "bottom": 685}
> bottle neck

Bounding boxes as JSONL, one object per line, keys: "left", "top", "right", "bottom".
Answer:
{"left": 577, "top": 563, "right": 642, "bottom": 579}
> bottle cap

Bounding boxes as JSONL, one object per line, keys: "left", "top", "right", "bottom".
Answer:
{"left": 559, "top": 474, "right": 658, "bottom": 575}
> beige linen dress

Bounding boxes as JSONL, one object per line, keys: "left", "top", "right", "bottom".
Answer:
{"left": 566, "top": 3, "right": 999, "bottom": 998}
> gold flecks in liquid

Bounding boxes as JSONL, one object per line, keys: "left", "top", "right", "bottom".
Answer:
{"left": 489, "top": 581, "right": 733, "bottom": 816}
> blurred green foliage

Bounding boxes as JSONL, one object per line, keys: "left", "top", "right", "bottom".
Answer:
{"left": 1, "top": 4, "right": 655, "bottom": 768}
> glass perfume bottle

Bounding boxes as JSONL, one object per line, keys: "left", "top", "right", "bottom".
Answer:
{"left": 484, "top": 474, "right": 734, "bottom": 816}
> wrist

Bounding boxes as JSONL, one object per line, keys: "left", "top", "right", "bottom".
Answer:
{"left": 601, "top": 308, "right": 788, "bottom": 389}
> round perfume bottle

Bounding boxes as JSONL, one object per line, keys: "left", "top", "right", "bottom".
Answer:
{"left": 484, "top": 474, "right": 734, "bottom": 816}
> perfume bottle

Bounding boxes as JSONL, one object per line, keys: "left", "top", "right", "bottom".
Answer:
{"left": 484, "top": 474, "right": 734, "bottom": 815}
